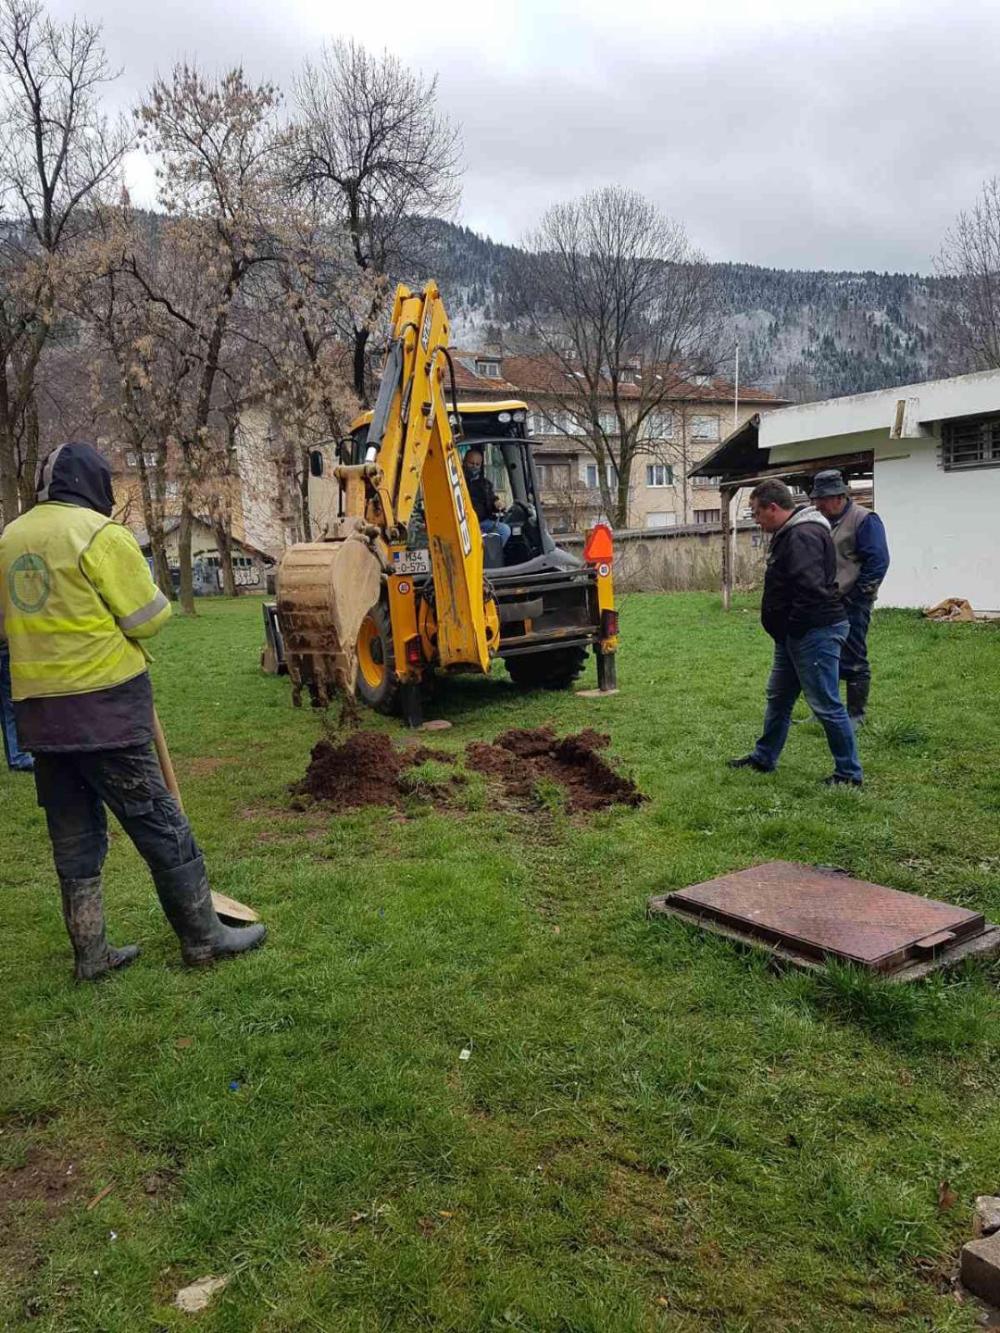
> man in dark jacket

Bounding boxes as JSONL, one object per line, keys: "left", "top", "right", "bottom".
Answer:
{"left": 810, "top": 470, "right": 890, "bottom": 725}
{"left": 0, "top": 443, "right": 266, "bottom": 980}
{"left": 463, "top": 447, "right": 511, "bottom": 548}
{"left": 729, "top": 479, "right": 863, "bottom": 785}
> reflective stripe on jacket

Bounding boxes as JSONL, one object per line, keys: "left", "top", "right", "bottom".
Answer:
{"left": 0, "top": 502, "right": 170, "bottom": 701}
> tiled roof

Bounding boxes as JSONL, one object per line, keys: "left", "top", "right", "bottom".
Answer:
{"left": 452, "top": 351, "right": 786, "bottom": 405}
{"left": 448, "top": 355, "right": 519, "bottom": 395}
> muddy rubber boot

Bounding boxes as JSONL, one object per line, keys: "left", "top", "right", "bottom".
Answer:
{"left": 154, "top": 855, "right": 266, "bottom": 967}
{"left": 59, "top": 877, "right": 140, "bottom": 982}
{"left": 847, "top": 679, "right": 870, "bottom": 727}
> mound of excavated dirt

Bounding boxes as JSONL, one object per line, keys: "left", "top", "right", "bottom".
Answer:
{"left": 292, "top": 732, "right": 448, "bottom": 808}
{"left": 466, "top": 726, "right": 645, "bottom": 813}
{"left": 292, "top": 726, "right": 644, "bottom": 815}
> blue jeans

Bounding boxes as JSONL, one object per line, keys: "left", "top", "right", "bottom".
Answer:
{"left": 480, "top": 519, "right": 511, "bottom": 547}
{"left": 840, "top": 598, "right": 873, "bottom": 684}
{"left": 1, "top": 644, "right": 33, "bottom": 772}
{"left": 752, "top": 623, "right": 863, "bottom": 781}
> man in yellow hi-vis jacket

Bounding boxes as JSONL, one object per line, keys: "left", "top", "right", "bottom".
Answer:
{"left": 0, "top": 443, "right": 265, "bottom": 980}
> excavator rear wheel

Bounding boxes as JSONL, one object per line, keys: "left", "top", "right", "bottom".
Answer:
{"left": 505, "top": 645, "right": 588, "bottom": 691}
{"left": 356, "top": 602, "right": 400, "bottom": 714}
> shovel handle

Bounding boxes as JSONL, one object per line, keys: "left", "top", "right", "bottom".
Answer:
{"left": 150, "top": 708, "right": 258, "bottom": 925}
{"left": 152, "top": 709, "right": 184, "bottom": 813}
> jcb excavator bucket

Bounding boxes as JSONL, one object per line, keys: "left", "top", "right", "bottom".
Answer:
{"left": 276, "top": 535, "right": 383, "bottom": 706}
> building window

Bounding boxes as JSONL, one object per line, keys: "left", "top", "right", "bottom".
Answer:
{"left": 646, "top": 512, "right": 677, "bottom": 529}
{"left": 475, "top": 358, "right": 501, "bottom": 378}
{"left": 165, "top": 481, "right": 179, "bottom": 499}
{"left": 646, "top": 463, "right": 674, "bottom": 487}
{"left": 126, "top": 450, "right": 157, "bottom": 469}
{"left": 559, "top": 411, "right": 584, "bottom": 436}
{"left": 694, "top": 508, "right": 722, "bottom": 524}
{"left": 598, "top": 411, "right": 618, "bottom": 436}
{"left": 641, "top": 412, "right": 674, "bottom": 440}
{"left": 690, "top": 415, "right": 720, "bottom": 441}
{"left": 941, "top": 414, "right": 1000, "bottom": 470}
{"left": 528, "top": 411, "right": 549, "bottom": 436}
{"left": 692, "top": 473, "right": 721, "bottom": 490}
{"left": 584, "top": 462, "right": 614, "bottom": 489}
{"left": 536, "top": 461, "right": 571, "bottom": 490}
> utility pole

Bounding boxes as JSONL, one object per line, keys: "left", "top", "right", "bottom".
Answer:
{"left": 733, "top": 343, "right": 740, "bottom": 430}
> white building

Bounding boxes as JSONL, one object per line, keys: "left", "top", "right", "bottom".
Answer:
{"left": 695, "top": 368, "right": 1000, "bottom": 612}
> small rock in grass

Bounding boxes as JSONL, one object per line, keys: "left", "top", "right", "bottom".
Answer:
{"left": 174, "top": 1275, "right": 229, "bottom": 1314}
{"left": 975, "top": 1196, "right": 1000, "bottom": 1238}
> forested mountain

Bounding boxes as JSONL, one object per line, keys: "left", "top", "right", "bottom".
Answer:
{"left": 409, "top": 219, "right": 956, "bottom": 402}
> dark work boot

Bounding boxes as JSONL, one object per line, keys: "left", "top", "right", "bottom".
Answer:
{"left": 846, "top": 679, "right": 870, "bottom": 727}
{"left": 59, "top": 877, "right": 140, "bottom": 982}
{"left": 153, "top": 855, "right": 266, "bottom": 967}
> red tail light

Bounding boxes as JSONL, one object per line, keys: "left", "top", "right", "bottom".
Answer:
{"left": 404, "top": 635, "right": 423, "bottom": 668}
{"left": 601, "top": 610, "right": 619, "bottom": 638}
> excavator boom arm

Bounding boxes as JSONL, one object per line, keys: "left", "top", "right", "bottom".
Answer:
{"left": 276, "top": 282, "right": 495, "bottom": 707}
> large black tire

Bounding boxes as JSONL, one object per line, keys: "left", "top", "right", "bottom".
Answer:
{"left": 356, "top": 601, "right": 400, "bottom": 714}
{"left": 505, "top": 645, "right": 588, "bottom": 692}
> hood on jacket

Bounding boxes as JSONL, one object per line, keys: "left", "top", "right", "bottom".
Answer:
{"left": 36, "top": 443, "right": 115, "bottom": 517}
{"left": 777, "top": 504, "right": 830, "bottom": 535}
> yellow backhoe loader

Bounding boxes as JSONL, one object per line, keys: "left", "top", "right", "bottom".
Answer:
{"left": 263, "top": 282, "right": 618, "bottom": 726}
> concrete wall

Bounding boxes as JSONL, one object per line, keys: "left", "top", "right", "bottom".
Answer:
{"left": 560, "top": 522, "right": 764, "bottom": 593}
{"left": 234, "top": 408, "right": 293, "bottom": 558}
{"left": 875, "top": 430, "right": 1000, "bottom": 613}
{"left": 763, "top": 425, "right": 1000, "bottom": 613}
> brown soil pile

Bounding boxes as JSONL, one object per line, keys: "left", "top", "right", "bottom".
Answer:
{"left": 292, "top": 726, "right": 644, "bottom": 815}
{"left": 466, "top": 726, "right": 645, "bottom": 813}
{"left": 293, "top": 732, "right": 450, "bottom": 809}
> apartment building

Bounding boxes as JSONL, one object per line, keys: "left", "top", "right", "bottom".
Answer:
{"left": 449, "top": 350, "right": 786, "bottom": 531}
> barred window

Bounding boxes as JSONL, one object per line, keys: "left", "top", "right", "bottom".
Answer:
{"left": 941, "top": 415, "right": 1000, "bottom": 471}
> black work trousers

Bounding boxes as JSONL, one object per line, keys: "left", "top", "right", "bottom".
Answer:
{"left": 839, "top": 598, "right": 873, "bottom": 685}
{"left": 33, "top": 744, "right": 199, "bottom": 882}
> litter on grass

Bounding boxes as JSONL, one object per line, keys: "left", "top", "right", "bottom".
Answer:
{"left": 174, "top": 1275, "right": 230, "bottom": 1314}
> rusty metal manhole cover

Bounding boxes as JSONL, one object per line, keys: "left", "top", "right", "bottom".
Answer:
{"left": 648, "top": 861, "right": 1000, "bottom": 977}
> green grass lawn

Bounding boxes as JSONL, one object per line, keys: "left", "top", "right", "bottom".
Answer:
{"left": 2, "top": 593, "right": 999, "bottom": 1332}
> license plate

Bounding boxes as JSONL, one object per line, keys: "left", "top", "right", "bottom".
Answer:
{"left": 392, "top": 549, "right": 431, "bottom": 576}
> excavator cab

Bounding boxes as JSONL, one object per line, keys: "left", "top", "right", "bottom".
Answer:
{"left": 346, "top": 402, "right": 551, "bottom": 571}
{"left": 265, "top": 284, "right": 617, "bottom": 725}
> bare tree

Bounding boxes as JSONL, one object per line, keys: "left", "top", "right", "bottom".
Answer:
{"left": 508, "top": 186, "right": 720, "bottom": 529}
{"left": 288, "top": 39, "right": 461, "bottom": 400}
{"left": 935, "top": 177, "right": 1000, "bottom": 374}
{"left": 76, "top": 201, "right": 186, "bottom": 596}
{"left": 0, "top": 0, "right": 128, "bottom": 521}
{"left": 242, "top": 202, "right": 361, "bottom": 540}
{"left": 133, "top": 64, "right": 284, "bottom": 612}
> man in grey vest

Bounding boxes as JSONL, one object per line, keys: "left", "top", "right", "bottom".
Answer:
{"left": 810, "top": 470, "right": 890, "bottom": 725}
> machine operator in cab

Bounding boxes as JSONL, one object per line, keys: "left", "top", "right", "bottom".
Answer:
{"left": 462, "top": 446, "right": 511, "bottom": 548}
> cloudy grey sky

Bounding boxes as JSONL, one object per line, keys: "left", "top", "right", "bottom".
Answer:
{"left": 48, "top": 0, "right": 1000, "bottom": 273}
